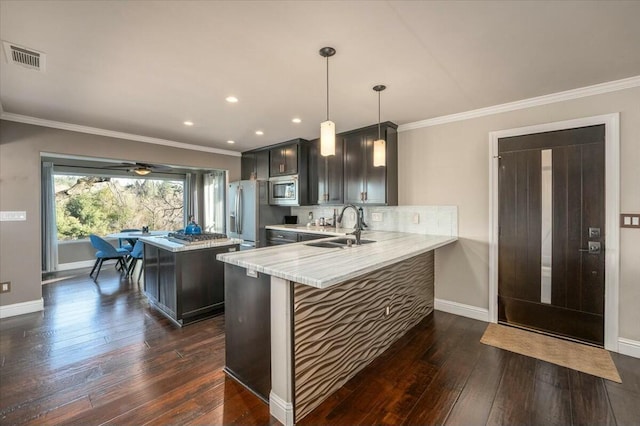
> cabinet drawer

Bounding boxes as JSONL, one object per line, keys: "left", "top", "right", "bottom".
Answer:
{"left": 266, "top": 229, "right": 298, "bottom": 244}
{"left": 297, "top": 233, "right": 325, "bottom": 242}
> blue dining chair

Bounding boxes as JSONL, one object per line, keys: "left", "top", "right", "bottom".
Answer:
{"left": 127, "top": 240, "right": 145, "bottom": 283}
{"left": 89, "top": 234, "right": 130, "bottom": 280}
{"left": 118, "top": 228, "right": 140, "bottom": 252}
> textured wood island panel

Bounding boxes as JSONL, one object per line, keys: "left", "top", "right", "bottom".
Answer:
{"left": 293, "top": 251, "right": 434, "bottom": 421}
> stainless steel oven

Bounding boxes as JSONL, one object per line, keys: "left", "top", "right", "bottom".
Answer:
{"left": 268, "top": 175, "right": 299, "bottom": 206}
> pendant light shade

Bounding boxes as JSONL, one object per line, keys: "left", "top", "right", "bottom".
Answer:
{"left": 320, "top": 120, "right": 336, "bottom": 156}
{"left": 373, "top": 85, "right": 386, "bottom": 167}
{"left": 373, "top": 139, "right": 386, "bottom": 167}
{"left": 319, "top": 47, "right": 336, "bottom": 157}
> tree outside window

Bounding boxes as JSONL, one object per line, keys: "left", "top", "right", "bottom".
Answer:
{"left": 54, "top": 175, "right": 184, "bottom": 240}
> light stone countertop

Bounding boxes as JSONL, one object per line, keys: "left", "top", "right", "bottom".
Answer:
{"left": 217, "top": 230, "right": 457, "bottom": 288}
{"left": 139, "top": 235, "right": 243, "bottom": 252}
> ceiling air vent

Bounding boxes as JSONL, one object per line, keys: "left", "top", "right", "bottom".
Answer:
{"left": 2, "top": 41, "right": 46, "bottom": 72}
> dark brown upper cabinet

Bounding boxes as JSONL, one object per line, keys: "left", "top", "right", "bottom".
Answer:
{"left": 309, "top": 137, "right": 344, "bottom": 205}
{"left": 343, "top": 122, "right": 398, "bottom": 205}
{"left": 241, "top": 149, "right": 269, "bottom": 180}
{"left": 270, "top": 141, "right": 299, "bottom": 176}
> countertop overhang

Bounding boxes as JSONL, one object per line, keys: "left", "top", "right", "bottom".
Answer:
{"left": 217, "top": 230, "right": 457, "bottom": 288}
{"left": 139, "top": 235, "right": 243, "bottom": 252}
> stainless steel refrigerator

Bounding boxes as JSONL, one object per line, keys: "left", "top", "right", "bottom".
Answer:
{"left": 228, "top": 180, "right": 289, "bottom": 249}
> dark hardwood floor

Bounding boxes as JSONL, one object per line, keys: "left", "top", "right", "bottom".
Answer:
{"left": 1, "top": 267, "right": 639, "bottom": 425}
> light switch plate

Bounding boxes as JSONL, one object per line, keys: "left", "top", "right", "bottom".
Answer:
{"left": 0, "top": 211, "right": 26, "bottom": 221}
{"left": 621, "top": 213, "right": 640, "bottom": 229}
{"left": 412, "top": 213, "right": 420, "bottom": 224}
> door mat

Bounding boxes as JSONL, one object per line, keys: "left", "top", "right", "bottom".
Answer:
{"left": 481, "top": 323, "right": 621, "bottom": 383}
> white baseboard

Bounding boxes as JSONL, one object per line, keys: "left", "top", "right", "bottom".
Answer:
{"left": 270, "top": 391, "right": 294, "bottom": 426}
{"left": 435, "top": 298, "right": 489, "bottom": 322}
{"left": 618, "top": 338, "right": 640, "bottom": 359}
{"left": 0, "top": 298, "right": 44, "bottom": 319}
{"left": 56, "top": 260, "right": 96, "bottom": 271}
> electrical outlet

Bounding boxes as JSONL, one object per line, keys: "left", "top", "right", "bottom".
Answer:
{"left": 0, "top": 281, "right": 10, "bottom": 293}
{"left": 372, "top": 212, "right": 383, "bottom": 222}
{"left": 412, "top": 213, "right": 420, "bottom": 224}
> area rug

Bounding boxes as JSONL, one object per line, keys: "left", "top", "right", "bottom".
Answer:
{"left": 480, "top": 323, "right": 621, "bottom": 383}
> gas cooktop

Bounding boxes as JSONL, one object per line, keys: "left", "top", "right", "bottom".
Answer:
{"left": 167, "top": 232, "right": 229, "bottom": 245}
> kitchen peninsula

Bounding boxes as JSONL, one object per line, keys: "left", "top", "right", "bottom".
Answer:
{"left": 217, "top": 230, "right": 457, "bottom": 425}
{"left": 140, "top": 235, "right": 241, "bottom": 326}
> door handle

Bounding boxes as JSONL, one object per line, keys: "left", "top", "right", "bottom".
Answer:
{"left": 237, "top": 187, "right": 243, "bottom": 234}
{"left": 579, "top": 241, "right": 601, "bottom": 254}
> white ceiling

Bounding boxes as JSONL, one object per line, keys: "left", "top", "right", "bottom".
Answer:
{"left": 1, "top": 1, "right": 639, "bottom": 153}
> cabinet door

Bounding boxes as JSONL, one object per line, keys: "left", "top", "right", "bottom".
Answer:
{"left": 143, "top": 244, "right": 160, "bottom": 302}
{"left": 158, "top": 248, "right": 177, "bottom": 318}
{"left": 270, "top": 143, "right": 299, "bottom": 176}
{"left": 362, "top": 135, "right": 387, "bottom": 205}
{"left": 179, "top": 248, "right": 226, "bottom": 318}
{"left": 270, "top": 147, "right": 284, "bottom": 176}
{"left": 241, "top": 153, "right": 256, "bottom": 180}
{"left": 283, "top": 143, "right": 298, "bottom": 175}
{"left": 344, "top": 132, "right": 366, "bottom": 204}
{"left": 255, "top": 150, "right": 270, "bottom": 180}
{"left": 318, "top": 137, "right": 344, "bottom": 204}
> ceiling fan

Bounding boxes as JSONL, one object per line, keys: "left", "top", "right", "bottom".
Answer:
{"left": 107, "top": 162, "right": 172, "bottom": 176}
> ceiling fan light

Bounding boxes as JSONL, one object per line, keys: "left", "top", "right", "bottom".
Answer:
{"left": 134, "top": 167, "right": 152, "bottom": 176}
{"left": 373, "top": 139, "right": 386, "bottom": 167}
{"left": 320, "top": 120, "right": 336, "bottom": 156}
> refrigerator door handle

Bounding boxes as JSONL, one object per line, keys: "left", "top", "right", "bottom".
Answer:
{"left": 237, "top": 186, "right": 243, "bottom": 234}
{"left": 232, "top": 188, "right": 239, "bottom": 233}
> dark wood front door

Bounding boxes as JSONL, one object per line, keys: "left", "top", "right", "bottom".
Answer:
{"left": 498, "top": 124, "right": 606, "bottom": 346}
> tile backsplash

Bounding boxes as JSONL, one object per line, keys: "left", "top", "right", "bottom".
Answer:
{"left": 291, "top": 205, "right": 458, "bottom": 237}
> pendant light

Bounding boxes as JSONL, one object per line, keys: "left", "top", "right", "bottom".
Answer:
{"left": 373, "top": 84, "right": 386, "bottom": 167}
{"left": 319, "top": 47, "right": 336, "bottom": 157}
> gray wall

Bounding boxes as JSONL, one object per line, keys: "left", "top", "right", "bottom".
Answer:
{"left": 398, "top": 86, "right": 640, "bottom": 341}
{"left": 0, "top": 120, "right": 241, "bottom": 306}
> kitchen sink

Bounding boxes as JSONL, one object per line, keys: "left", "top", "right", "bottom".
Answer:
{"left": 330, "top": 238, "right": 376, "bottom": 245}
{"left": 305, "top": 238, "right": 376, "bottom": 248}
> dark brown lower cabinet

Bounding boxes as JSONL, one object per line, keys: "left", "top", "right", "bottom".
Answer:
{"left": 143, "top": 243, "right": 239, "bottom": 326}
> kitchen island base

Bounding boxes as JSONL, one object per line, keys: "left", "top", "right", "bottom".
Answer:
{"left": 143, "top": 242, "right": 239, "bottom": 326}
{"left": 270, "top": 250, "right": 434, "bottom": 424}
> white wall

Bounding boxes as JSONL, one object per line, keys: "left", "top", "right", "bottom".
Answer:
{"left": 398, "top": 86, "right": 640, "bottom": 341}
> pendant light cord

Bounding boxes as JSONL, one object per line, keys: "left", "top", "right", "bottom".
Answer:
{"left": 326, "top": 56, "right": 330, "bottom": 121}
{"left": 377, "top": 90, "right": 381, "bottom": 140}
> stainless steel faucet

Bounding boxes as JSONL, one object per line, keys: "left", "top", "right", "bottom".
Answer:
{"left": 337, "top": 204, "right": 363, "bottom": 245}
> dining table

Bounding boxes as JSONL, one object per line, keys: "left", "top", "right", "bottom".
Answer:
{"left": 106, "top": 230, "right": 169, "bottom": 248}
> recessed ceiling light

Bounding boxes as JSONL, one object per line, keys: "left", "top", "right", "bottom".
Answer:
{"left": 227, "top": 140, "right": 235, "bottom": 144}
{"left": 255, "top": 130, "right": 264, "bottom": 135}
{"left": 292, "top": 118, "right": 302, "bottom": 124}
{"left": 226, "top": 96, "right": 239, "bottom": 103}
{"left": 183, "top": 121, "right": 194, "bottom": 126}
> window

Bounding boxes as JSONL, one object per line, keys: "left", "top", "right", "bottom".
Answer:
{"left": 41, "top": 156, "right": 228, "bottom": 272}
{"left": 54, "top": 174, "right": 184, "bottom": 240}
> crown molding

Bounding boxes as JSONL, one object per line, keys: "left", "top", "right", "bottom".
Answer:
{"left": 0, "top": 112, "right": 242, "bottom": 157}
{"left": 398, "top": 75, "right": 640, "bottom": 132}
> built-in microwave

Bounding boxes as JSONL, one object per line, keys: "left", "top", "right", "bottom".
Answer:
{"left": 269, "top": 175, "right": 299, "bottom": 206}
